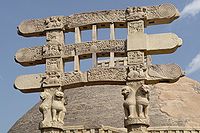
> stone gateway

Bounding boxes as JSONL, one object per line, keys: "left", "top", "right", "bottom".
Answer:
{"left": 11, "top": 3, "right": 199, "bottom": 133}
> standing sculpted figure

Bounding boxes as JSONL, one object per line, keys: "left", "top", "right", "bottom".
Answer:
{"left": 52, "top": 90, "right": 66, "bottom": 124}
{"left": 136, "top": 85, "right": 150, "bottom": 118}
{"left": 121, "top": 86, "right": 137, "bottom": 119}
{"left": 39, "top": 92, "right": 52, "bottom": 126}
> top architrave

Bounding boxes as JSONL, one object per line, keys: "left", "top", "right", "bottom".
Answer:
{"left": 18, "top": 3, "right": 180, "bottom": 37}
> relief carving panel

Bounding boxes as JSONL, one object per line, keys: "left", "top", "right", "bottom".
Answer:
{"left": 147, "top": 64, "right": 183, "bottom": 81}
{"left": 61, "top": 72, "right": 87, "bottom": 86}
{"left": 88, "top": 67, "right": 127, "bottom": 82}
{"left": 127, "top": 51, "right": 144, "bottom": 65}
{"left": 15, "top": 46, "right": 43, "bottom": 65}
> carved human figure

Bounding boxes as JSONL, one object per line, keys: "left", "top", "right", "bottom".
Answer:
{"left": 39, "top": 92, "right": 52, "bottom": 126}
{"left": 51, "top": 90, "right": 66, "bottom": 124}
{"left": 44, "top": 71, "right": 60, "bottom": 85}
{"left": 121, "top": 86, "right": 137, "bottom": 119}
{"left": 136, "top": 85, "right": 150, "bottom": 118}
{"left": 43, "top": 41, "right": 62, "bottom": 57}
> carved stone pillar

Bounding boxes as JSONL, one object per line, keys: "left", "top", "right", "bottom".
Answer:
{"left": 122, "top": 82, "right": 150, "bottom": 133}
{"left": 39, "top": 16, "right": 66, "bottom": 133}
{"left": 123, "top": 18, "right": 150, "bottom": 133}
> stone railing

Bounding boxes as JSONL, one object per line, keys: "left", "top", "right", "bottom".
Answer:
{"left": 97, "top": 57, "right": 128, "bottom": 67}
{"left": 64, "top": 125, "right": 127, "bottom": 133}
{"left": 64, "top": 126, "right": 200, "bottom": 133}
{"left": 148, "top": 127, "right": 200, "bottom": 133}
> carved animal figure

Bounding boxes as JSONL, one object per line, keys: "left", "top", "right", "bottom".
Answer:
{"left": 136, "top": 85, "right": 150, "bottom": 118}
{"left": 51, "top": 91, "right": 66, "bottom": 124}
{"left": 39, "top": 92, "right": 52, "bottom": 126}
{"left": 121, "top": 86, "right": 136, "bottom": 119}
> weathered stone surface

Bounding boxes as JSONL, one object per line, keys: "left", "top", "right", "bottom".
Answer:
{"left": 88, "top": 67, "right": 127, "bottom": 82}
{"left": 14, "top": 73, "right": 44, "bottom": 93}
{"left": 9, "top": 77, "right": 200, "bottom": 133}
{"left": 15, "top": 40, "right": 126, "bottom": 66}
{"left": 15, "top": 64, "right": 183, "bottom": 93}
{"left": 18, "top": 4, "right": 179, "bottom": 37}
{"left": 146, "top": 64, "right": 183, "bottom": 83}
{"left": 15, "top": 33, "right": 182, "bottom": 66}
{"left": 127, "top": 33, "right": 182, "bottom": 52}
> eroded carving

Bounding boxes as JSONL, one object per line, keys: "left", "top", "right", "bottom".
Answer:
{"left": 136, "top": 85, "right": 150, "bottom": 118}
{"left": 126, "top": 7, "right": 147, "bottom": 21}
{"left": 39, "top": 91, "right": 53, "bottom": 127}
{"left": 128, "top": 51, "right": 144, "bottom": 65}
{"left": 46, "top": 58, "right": 61, "bottom": 72}
{"left": 45, "top": 16, "right": 64, "bottom": 30}
{"left": 88, "top": 67, "right": 127, "bottom": 82}
{"left": 128, "top": 64, "right": 146, "bottom": 80}
{"left": 121, "top": 86, "right": 137, "bottom": 119}
{"left": 128, "top": 20, "right": 144, "bottom": 33}
{"left": 43, "top": 58, "right": 62, "bottom": 86}
{"left": 122, "top": 84, "right": 150, "bottom": 129}
{"left": 18, "top": 4, "right": 180, "bottom": 37}
{"left": 62, "top": 72, "right": 87, "bottom": 86}
{"left": 43, "top": 71, "right": 60, "bottom": 85}
{"left": 147, "top": 64, "right": 183, "bottom": 81}
{"left": 15, "top": 46, "right": 43, "bottom": 65}
{"left": 39, "top": 90, "right": 66, "bottom": 128}
{"left": 52, "top": 90, "right": 66, "bottom": 124}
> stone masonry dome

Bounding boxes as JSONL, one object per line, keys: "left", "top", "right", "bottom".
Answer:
{"left": 9, "top": 77, "right": 200, "bottom": 133}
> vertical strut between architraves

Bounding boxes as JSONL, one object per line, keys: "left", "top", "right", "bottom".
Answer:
{"left": 110, "top": 23, "right": 115, "bottom": 67}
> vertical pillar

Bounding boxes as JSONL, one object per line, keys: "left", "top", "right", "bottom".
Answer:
{"left": 123, "top": 20, "right": 149, "bottom": 133}
{"left": 74, "top": 27, "right": 81, "bottom": 72}
{"left": 92, "top": 24, "right": 97, "bottom": 67}
{"left": 109, "top": 23, "right": 115, "bottom": 67}
{"left": 40, "top": 17, "right": 66, "bottom": 133}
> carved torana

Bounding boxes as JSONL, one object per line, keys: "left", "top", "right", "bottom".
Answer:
{"left": 15, "top": 3, "right": 183, "bottom": 133}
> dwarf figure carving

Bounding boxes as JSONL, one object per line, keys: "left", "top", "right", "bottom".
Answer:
{"left": 39, "top": 92, "right": 52, "bottom": 126}
{"left": 52, "top": 90, "right": 66, "bottom": 124}
{"left": 136, "top": 85, "right": 150, "bottom": 118}
{"left": 121, "top": 86, "right": 137, "bottom": 119}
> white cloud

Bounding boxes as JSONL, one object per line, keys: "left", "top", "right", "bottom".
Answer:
{"left": 181, "top": 0, "right": 200, "bottom": 17}
{"left": 186, "top": 52, "right": 200, "bottom": 74}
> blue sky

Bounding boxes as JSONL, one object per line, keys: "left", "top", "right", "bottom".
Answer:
{"left": 0, "top": 0, "right": 200, "bottom": 132}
